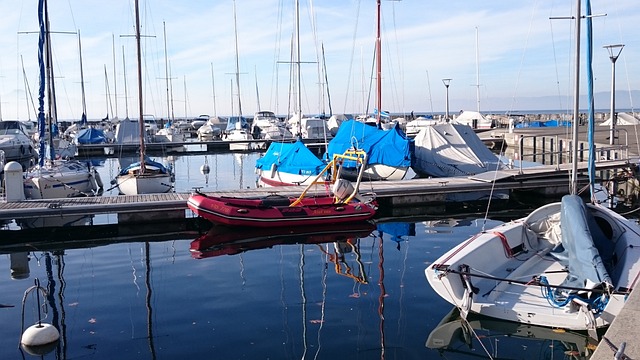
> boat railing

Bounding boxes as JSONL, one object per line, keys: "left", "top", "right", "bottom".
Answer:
{"left": 515, "top": 128, "right": 631, "bottom": 174}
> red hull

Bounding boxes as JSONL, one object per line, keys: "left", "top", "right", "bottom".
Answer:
{"left": 190, "top": 222, "right": 376, "bottom": 259}
{"left": 187, "top": 193, "right": 376, "bottom": 228}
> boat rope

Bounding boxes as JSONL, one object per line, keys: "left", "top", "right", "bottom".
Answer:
{"left": 458, "top": 315, "right": 495, "bottom": 360}
{"left": 441, "top": 267, "right": 618, "bottom": 295}
{"left": 493, "top": 231, "right": 514, "bottom": 258}
{"left": 538, "top": 276, "right": 609, "bottom": 313}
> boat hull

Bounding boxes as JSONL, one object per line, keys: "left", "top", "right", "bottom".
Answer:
{"left": 116, "top": 172, "right": 173, "bottom": 195}
{"left": 187, "top": 193, "right": 376, "bottom": 228}
{"left": 24, "top": 161, "right": 98, "bottom": 199}
{"left": 425, "top": 200, "right": 640, "bottom": 331}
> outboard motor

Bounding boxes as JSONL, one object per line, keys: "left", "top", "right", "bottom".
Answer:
{"left": 332, "top": 178, "right": 374, "bottom": 204}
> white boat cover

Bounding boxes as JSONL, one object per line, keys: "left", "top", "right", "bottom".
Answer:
{"left": 600, "top": 112, "right": 640, "bottom": 126}
{"left": 413, "top": 123, "right": 503, "bottom": 177}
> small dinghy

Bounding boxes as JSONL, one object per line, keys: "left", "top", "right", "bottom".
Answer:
{"left": 188, "top": 149, "right": 377, "bottom": 228}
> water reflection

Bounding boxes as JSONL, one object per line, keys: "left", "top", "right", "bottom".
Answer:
{"left": 427, "top": 307, "right": 597, "bottom": 359}
{"left": 190, "top": 222, "right": 376, "bottom": 259}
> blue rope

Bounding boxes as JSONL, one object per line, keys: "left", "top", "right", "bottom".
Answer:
{"left": 538, "top": 276, "right": 609, "bottom": 313}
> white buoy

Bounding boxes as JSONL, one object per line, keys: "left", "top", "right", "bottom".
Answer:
{"left": 21, "top": 323, "right": 60, "bottom": 347}
{"left": 200, "top": 164, "right": 210, "bottom": 175}
{"left": 20, "top": 279, "right": 60, "bottom": 353}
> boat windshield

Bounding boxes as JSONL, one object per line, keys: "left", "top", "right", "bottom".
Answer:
{"left": 0, "top": 121, "right": 25, "bottom": 135}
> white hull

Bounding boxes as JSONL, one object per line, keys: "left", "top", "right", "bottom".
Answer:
{"left": 223, "top": 129, "right": 254, "bottom": 151}
{"left": 340, "top": 164, "right": 408, "bottom": 181}
{"left": 24, "top": 161, "right": 99, "bottom": 199}
{"left": 426, "top": 200, "right": 640, "bottom": 331}
{"left": 116, "top": 172, "right": 173, "bottom": 195}
{"left": 256, "top": 168, "right": 328, "bottom": 187}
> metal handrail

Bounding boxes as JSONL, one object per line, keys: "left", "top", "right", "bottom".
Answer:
{"left": 515, "top": 128, "right": 630, "bottom": 174}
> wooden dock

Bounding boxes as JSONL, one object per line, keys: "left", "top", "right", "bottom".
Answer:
{"left": 1, "top": 157, "right": 636, "bottom": 223}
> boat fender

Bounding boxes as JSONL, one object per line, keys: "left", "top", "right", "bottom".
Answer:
{"left": 93, "top": 168, "right": 104, "bottom": 189}
{"left": 269, "top": 163, "right": 277, "bottom": 178}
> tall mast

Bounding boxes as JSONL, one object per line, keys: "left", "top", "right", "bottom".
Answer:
{"left": 475, "top": 26, "right": 480, "bottom": 113}
{"left": 296, "top": 0, "right": 302, "bottom": 119}
{"left": 570, "top": 0, "right": 582, "bottom": 195}
{"left": 78, "top": 30, "right": 87, "bottom": 123}
{"left": 210, "top": 62, "right": 217, "bottom": 118}
{"left": 134, "top": 0, "right": 145, "bottom": 171}
{"left": 122, "top": 46, "right": 129, "bottom": 119}
{"left": 112, "top": 34, "right": 118, "bottom": 119}
{"left": 375, "top": 0, "right": 382, "bottom": 127}
{"left": 232, "top": 0, "right": 243, "bottom": 118}
{"left": 163, "top": 21, "right": 171, "bottom": 121}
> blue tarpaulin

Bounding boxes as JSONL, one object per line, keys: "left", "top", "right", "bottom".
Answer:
{"left": 255, "top": 140, "right": 324, "bottom": 176}
{"left": 76, "top": 127, "right": 107, "bottom": 144}
{"left": 325, "top": 120, "right": 414, "bottom": 169}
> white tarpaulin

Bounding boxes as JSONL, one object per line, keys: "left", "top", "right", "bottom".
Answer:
{"left": 600, "top": 112, "right": 640, "bottom": 125}
{"left": 413, "top": 123, "right": 504, "bottom": 177}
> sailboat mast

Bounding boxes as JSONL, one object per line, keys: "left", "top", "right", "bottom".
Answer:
{"left": 112, "top": 34, "right": 118, "bottom": 119}
{"left": 123, "top": 46, "right": 129, "bottom": 119}
{"left": 295, "top": 0, "right": 302, "bottom": 119}
{"left": 163, "top": 21, "right": 171, "bottom": 121}
{"left": 44, "top": 0, "right": 56, "bottom": 161}
{"left": 211, "top": 62, "right": 217, "bottom": 118}
{"left": 570, "top": 0, "right": 581, "bottom": 195}
{"left": 232, "top": 0, "right": 243, "bottom": 118}
{"left": 134, "top": 0, "right": 145, "bottom": 171}
{"left": 78, "top": 30, "right": 87, "bottom": 122}
{"left": 375, "top": 0, "right": 382, "bottom": 127}
{"left": 475, "top": 26, "right": 480, "bottom": 113}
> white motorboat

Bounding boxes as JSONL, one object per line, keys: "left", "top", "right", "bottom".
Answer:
{"left": 0, "top": 120, "right": 37, "bottom": 166}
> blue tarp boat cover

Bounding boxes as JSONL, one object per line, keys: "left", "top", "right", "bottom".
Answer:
{"left": 554, "top": 194, "right": 614, "bottom": 292}
{"left": 255, "top": 140, "right": 324, "bottom": 176}
{"left": 325, "top": 120, "right": 414, "bottom": 169}
{"left": 76, "top": 127, "right": 107, "bottom": 144}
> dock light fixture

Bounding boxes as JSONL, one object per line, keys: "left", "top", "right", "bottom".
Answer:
{"left": 442, "top": 78, "right": 452, "bottom": 121}
{"left": 603, "top": 44, "right": 624, "bottom": 145}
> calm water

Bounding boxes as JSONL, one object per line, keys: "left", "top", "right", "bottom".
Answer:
{"left": 0, "top": 151, "right": 597, "bottom": 359}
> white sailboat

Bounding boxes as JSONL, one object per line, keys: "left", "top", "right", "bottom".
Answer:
{"left": 221, "top": 0, "right": 253, "bottom": 152}
{"left": 24, "top": 0, "right": 101, "bottom": 199}
{"left": 325, "top": 0, "right": 412, "bottom": 182}
{"left": 425, "top": 0, "right": 640, "bottom": 337}
{"left": 254, "top": 0, "right": 327, "bottom": 187}
{"left": 114, "top": 0, "right": 173, "bottom": 195}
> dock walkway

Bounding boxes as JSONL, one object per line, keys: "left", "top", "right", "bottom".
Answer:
{"left": 1, "top": 157, "right": 636, "bottom": 222}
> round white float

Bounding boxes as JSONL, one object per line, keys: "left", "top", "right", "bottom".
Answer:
{"left": 200, "top": 164, "right": 211, "bottom": 174}
{"left": 21, "top": 323, "right": 60, "bottom": 347}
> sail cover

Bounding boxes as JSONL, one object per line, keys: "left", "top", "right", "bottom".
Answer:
{"left": 325, "top": 120, "right": 413, "bottom": 169}
{"left": 76, "top": 127, "right": 107, "bottom": 144}
{"left": 255, "top": 140, "right": 324, "bottom": 176}
{"left": 554, "top": 195, "right": 613, "bottom": 291}
{"left": 413, "top": 123, "right": 503, "bottom": 177}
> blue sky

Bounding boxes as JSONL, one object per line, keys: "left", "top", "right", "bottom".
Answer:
{"left": 0, "top": 0, "right": 638, "bottom": 121}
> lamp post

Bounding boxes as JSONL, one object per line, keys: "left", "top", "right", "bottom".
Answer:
{"left": 442, "top": 78, "right": 452, "bottom": 121}
{"left": 603, "top": 44, "right": 624, "bottom": 145}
